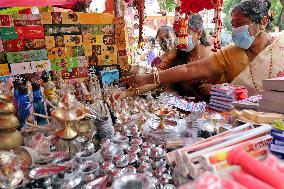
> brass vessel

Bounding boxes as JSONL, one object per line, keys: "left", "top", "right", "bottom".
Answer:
{"left": 0, "top": 95, "right": 23, "bottom": 150}
{"left": 52, "top": 93, "right": 87, "bottom": 140}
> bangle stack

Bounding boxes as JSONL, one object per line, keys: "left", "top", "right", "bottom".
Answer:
{"left": 153, "top": 71, "right": 160, "bottom": 85}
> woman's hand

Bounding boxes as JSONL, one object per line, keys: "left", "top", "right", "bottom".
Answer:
{"left": 120, "top": 74, "right": 153, "bottom": 88}
{"left": 111, "top": 90, "right": 132, "bottom": 101}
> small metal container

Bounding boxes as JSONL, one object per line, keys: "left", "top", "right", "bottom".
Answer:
{"left": 127, "top": 145, "right": 141, "bottom": 154}
{"left": 113, "top": 154, "right": 128, "bottom": 168}
{"left": 130, "top": 137, "right": 143, "bottom": 146}
{"left": 76, "top": 150, "right": 96, "bottom": 163}
{"left": 111, "top": 174, "right": 155, "bottom": 189}
{"left": 137, "top": 162, "right": 152, "bottom": 173}
{"left": 100, "top": 161, "right": 115, "bottom": 175}
{"left": 127, "top": 153, "right": 138, "bottom": 165}
{"left": 151, "top": 146, "right": 166, "bottom": 160}
{"left": 80, "top": 161, "right": 100, "bottom": 182}
{"left": 121, "top": 165, "right": 137, "bottom": 175}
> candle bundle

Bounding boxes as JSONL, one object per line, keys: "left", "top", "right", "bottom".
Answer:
{"left": 166, "top": 123, "right": 254, "bottom": 164}
{"left": 173, "top": 124, "right": 271, "bottom": 178}
{"left": 180, "top": 148, "right": 284, "bottom": 189}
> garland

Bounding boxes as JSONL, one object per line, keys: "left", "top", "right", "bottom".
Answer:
{"left": 175, "top": 0, "right": 224, "bottom": 52}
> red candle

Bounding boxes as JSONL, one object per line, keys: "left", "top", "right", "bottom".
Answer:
{"left": 228, "top": 146, "right": 284, "bottom": 189}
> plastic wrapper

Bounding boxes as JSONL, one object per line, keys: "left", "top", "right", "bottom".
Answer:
{"left": 142, "top": 118, "right": 186, "bottom": 145}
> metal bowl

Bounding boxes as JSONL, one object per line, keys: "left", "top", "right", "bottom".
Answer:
{"left": 111, "top": 174, "right": 155, "bottom": 189}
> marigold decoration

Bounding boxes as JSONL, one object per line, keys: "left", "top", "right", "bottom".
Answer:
{"left": 133, "top": 0, "right": 145, "bottom": 47}
{"left": 174, "top": 7, "right": 189, "bottom": 50}
{"left": 177, "top": 0, "right": 224, "bottom": 52}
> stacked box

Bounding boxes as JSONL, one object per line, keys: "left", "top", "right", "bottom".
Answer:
{"left": 0, "top": 14, "right": 50, "bottom": 76}
{"left": 42, "top": 12, "right": 118, "bottom": 79}
{"left": 209, "top": 84, "right": 248, "bottom": 112}
{"left": 114, "top": 17, "right": 130, "bottom": 70}
{"left": 259, "top": 77, "right": 284, "bottom": 114}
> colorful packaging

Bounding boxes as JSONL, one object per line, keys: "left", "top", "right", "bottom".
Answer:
{"left": 0, "top": 15, "right": 13, "bottom": 27}
{"left": 3, "top": 39, "right": 25, "bottom": 52}
{"left": 0, "top": 52, "right": 7, "bottom": 63}
{"left": 0, "top": 39, "right": 3, "bottom": 52}
{"left": 0, "top": 27, "right": 18, "bottom": 40}
{"left": 0, "top": 64, "right": 10, "bottom": 76}
{"left": 82, "top": 34, "right": 102, "bottom": 45}
{"left": 48, "top": 47, "right": 72, "bottom": 59}
{"left": 44, "top": 24, "right": 82, "bottom": 36}
{"left": 6, "top": 51, "right": 24, "bottom": 63}
{"left": 10, "top": 60, "right": 51, "bottom": 75}
{"left": 72, "top": 46, "right": 84, "bottom": 56}
{"left": 15, "top": 25, "right": 45, "bottom": 39}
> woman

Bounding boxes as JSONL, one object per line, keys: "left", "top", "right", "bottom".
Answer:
{"left": 121, "top": 0, "right": 283, "bottom": 96}
{"left": 114, "top": 13, "right": 212, "bottom": 101}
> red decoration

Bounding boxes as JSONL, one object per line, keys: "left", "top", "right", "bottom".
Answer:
{"left": 178, "top": 0, "right": 224, "bottom": 52}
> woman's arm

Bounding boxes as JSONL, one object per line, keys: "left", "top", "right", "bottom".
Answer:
{"left": 128, "top": 84, "right": 160, "bottom": 96}
{"left": 112, "top": 84, "right": 160, "bottom": 100}
{"left": 121, "top": 57, "right": 216, "bottom": 88}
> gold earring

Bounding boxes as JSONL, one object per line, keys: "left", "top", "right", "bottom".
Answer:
{"left": 260, "top": 25, "right": 265, "bottom": 31}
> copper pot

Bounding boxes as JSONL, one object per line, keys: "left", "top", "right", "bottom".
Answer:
{"left": 0, "top": 131, "right": 23, "bottom": 150}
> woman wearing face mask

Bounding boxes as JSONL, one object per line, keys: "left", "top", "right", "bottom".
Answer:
{"left": 113, "top": 13, "right": 212, "bottom": 101}
{"left": 121, "top": 0, "right": 284, "bottom": 96}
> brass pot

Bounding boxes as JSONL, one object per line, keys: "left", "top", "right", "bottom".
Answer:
{"left": 0, "top": 131, "right": 23, "bottom": 150}
{"left": 56, "top": 123, "right": 78, "bottom": 140}
{"left": 0, "top": 114, "right": 19, "bottom": 130}
{"left": 52, "top": 108, "right": 86, "bottom": 124}
{"left": 0, "top": 97, "right": 15, "bottom": 114}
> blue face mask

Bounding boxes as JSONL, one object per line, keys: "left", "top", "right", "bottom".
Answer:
{"left": 182, "top": 35, "right": 195, "bottom": 52}
{"left": 232, "top": 25, "right": 255, "bottom": 49}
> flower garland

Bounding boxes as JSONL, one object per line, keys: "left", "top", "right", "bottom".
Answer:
{"left": 175, "top": 0, "right": 224, "bottom": 52}
{"left": 174, "top": 6, "right": 189, "bottom": 49}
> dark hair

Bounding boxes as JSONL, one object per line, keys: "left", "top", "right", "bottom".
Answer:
{"left": 156, "top": 26, "right": 175, "bottom": 38}
{"left": 232, "top": 0, "right": 273, "bottom": 30}
{"left": 188, "top": 13, "right": 210, "bottom": 46}
{"left": 148, "top": 36, "right": 156, "bottom": 45}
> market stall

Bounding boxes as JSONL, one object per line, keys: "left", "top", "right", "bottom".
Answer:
{"left": 0, "top": 0, "right": 284, "bottom": 189}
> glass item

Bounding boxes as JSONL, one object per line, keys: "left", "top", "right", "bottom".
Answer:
{"left": 121, "top": 166, "right": 136, "bottom": 175}
{"left": 32, "top": 82, "right": 48, "bottom": 125}
{"left": 113, "top": 154, "right": 128, "bottom": 168}
{"left": 83, "top": 176, "right": 108, "bottom": 189}
{"left": 80, "top": 161, "right": 100, "bottom": 182}
{"left": 100, "top": 161, "right": 115, "bottom": 175}
{"left": 111, "top": 174, "right": 155, "bottom": 189}
{"left": 127, "top": 153, "right": 138, "bottom": 166}
{"left": 130, "top": 137, "right": 143, "bottom": 146}
{"left": 17, "top": 86, "right": 31, "bottom": 129}
{"left": 151, "top": 146, "right": 166, "bottom": 160}
{"left": 100, "top": 140, "right": 119, "bottom": 161}
{"left": 62, "top": 162, "right": 82, "bottom": 189}
{"left": 75, "top": 150, "right": 96, "bottom": 163}
{"left": 113, "top": 135, "right": 129, "bottom": 151}
{"left": 127, "top": 146, "right": 141, "bottom": 155}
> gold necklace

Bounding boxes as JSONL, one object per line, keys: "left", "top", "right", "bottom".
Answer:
{"left": 189, "top": 45, "right": 204, "bottom": 62}
{"left": 249, "top": 41, "right": 273, "bottom": 92}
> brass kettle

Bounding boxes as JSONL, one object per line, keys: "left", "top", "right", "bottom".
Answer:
{"left": 0, "top": 95, "right": 23, "bottom": 150}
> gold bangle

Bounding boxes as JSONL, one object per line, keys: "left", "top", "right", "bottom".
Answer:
{"left": 153, "top": 71, "right": 160, "bottom": 85}
{"left": 135, "top": 88, "right": 140, "bottom": 95}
